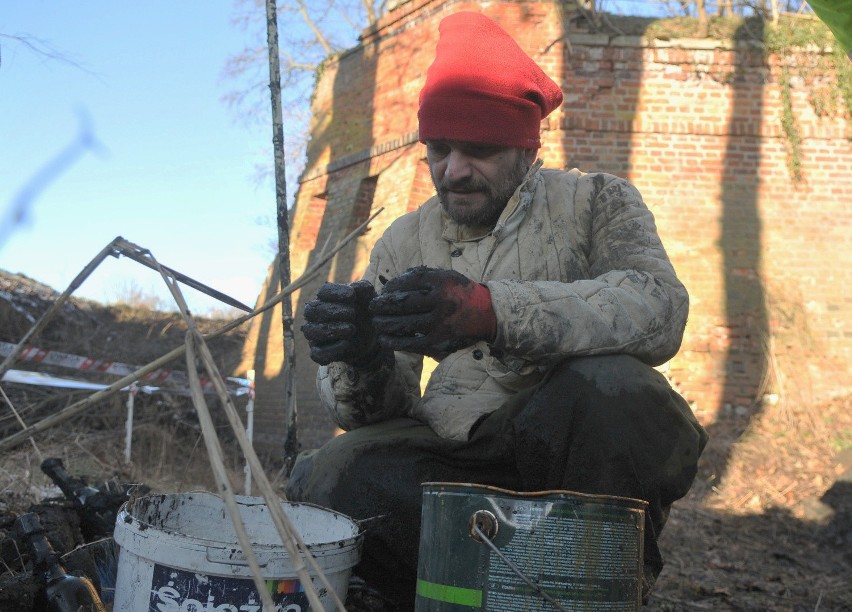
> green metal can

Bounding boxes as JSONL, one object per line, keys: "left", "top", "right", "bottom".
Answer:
{"left": 415, "top": 483, "right": 646, "bottom": 611}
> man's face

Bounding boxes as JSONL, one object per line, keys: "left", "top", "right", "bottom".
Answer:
{"left": 426, "top": 140, "right": 535, "bottom": 229}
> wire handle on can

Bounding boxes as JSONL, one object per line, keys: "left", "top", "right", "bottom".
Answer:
{"left": 468, "top": 510, "right": 498, "bottom": 542}
{"left": 470, "top": 517, "right": 569, "bottom": 612}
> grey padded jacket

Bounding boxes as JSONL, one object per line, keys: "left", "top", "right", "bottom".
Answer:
{"left": 316, "top": 162, "right": 689, "bottom": 440}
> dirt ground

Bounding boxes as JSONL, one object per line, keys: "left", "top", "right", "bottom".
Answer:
{"left": 1, "top": 270, "right": 850, "bottom": 610}
{"left": 650, "top": 393, "right": 851, "bottom": 611}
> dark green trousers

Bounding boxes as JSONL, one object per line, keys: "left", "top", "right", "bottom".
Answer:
{"left": 286, "top": 355, "right": 707, "bottom": 610}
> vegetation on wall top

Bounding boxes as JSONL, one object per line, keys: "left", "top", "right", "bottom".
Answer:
{"left": 600, "top": 11, "right": 851, "bottom": 182}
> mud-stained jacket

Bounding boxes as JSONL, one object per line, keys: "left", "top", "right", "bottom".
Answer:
{"left": 316, "top": 162, "right": 689, "bottom": 440}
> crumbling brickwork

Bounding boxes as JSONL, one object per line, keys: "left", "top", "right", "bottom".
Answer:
{"left": 240, "top": 0, "right": 851, "bottom": 455}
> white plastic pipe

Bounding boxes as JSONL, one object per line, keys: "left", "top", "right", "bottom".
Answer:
{"left": 124, "top": 383, "right": 138, "bottom": 463}
{"left": 243, "top": 370, "right": 255, "bottom": 496}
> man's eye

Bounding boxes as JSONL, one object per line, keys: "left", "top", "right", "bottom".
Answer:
{"left": 466, "top": 145, "right": 500, "bottom": 158}
{"left": 427, "top": 142, "right": 450, "bottom": 157}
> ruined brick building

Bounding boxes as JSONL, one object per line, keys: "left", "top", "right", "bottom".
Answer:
{"left": 239, "top": 0, "right": 852, "bottom": 459}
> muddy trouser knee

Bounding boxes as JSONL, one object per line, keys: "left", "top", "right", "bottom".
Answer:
{"left": 286, "top": 354, "right": 707, "bottom": 608}
{"left": 286, "top": 417, "right": 519, "bottom": 610}
{"left": 497, "top": 355, "right": 709, "bottom": 599}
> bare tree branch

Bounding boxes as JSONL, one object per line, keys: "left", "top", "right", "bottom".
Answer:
{"left": 295, "top": 0, "right": 334, "bottom": 55}
{"left": 221, "top": 0, "right": 390, "bottom": 186}
{"left": 364, "top": 3, "right": 376, "bottom": 25}
{"left": 0, "top": 32, "right": 91, "bottom": 73}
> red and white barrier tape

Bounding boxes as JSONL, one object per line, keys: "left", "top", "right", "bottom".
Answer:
{"left": 1, "top": 369, "right": 161, "bottom": 393}
{"left": 0, "top": 342, "right": 249, "bottom": 396}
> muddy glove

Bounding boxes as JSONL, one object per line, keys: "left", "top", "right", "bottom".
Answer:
{"left": 301, "top": 280, "right": 386, "bottom": 367}
{"left": 370, "top": 266, "right": 497, "bottom": 358}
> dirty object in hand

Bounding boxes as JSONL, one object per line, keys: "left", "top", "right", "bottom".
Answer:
{"left": 302, "top": 280, "right": 386, "bottom": 366}
{"left": 370, "top": 266, "right": 497, "bottom": 359}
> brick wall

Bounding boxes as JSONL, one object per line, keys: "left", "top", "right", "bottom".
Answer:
{"left": 239, "top": 0, "right": 851, "bottom": 455}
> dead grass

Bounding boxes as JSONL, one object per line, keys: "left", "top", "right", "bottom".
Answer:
{"left": 0, "top": 396, "right": 250, "bottom": 518}
{"left": 0, "top": 270, "right": 252, "bottom": 506}
{"left": 650, "top": 392, "right": 851, "bottom": 610}
{"left": 706, "top": 394, "right": 850, "bottom": 518}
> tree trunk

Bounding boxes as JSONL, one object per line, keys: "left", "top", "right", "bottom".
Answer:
{"left": 265, "top": 0, "right": 298, "bottom": 472}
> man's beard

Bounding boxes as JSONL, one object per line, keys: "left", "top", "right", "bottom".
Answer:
{"left": 432, "top": 154, "right": 530, "bottom": 228}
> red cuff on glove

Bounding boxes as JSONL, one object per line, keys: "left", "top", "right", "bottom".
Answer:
{"left": 446, "top": 281, "right": 496, "bottom": 344}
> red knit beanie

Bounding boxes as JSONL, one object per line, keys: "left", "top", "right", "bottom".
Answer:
{"left": 418, "top": 11, "right": 563, "bottom": 149}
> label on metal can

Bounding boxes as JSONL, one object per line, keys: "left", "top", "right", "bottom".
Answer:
{"left": 416, "top": 483, "right": 647, "bottom": 611}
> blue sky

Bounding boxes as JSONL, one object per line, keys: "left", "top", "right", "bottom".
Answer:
{"left": 1, "top": 2, "right": 283, "bottom": 315}
{"left": 0, "top": 1, "right": 709, "bottom": 316}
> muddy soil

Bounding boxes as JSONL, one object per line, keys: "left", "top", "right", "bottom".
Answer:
{"left": 649, "top": 395, "right": 851, "bottom": 611}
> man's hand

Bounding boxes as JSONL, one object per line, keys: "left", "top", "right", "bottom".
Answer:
{"left": 370, "top": 266, "right": 497, "bottom": 358}
{"left": 301, "top": 280, "right": 383, "bottom": 366}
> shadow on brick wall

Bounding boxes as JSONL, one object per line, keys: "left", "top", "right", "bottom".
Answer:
{"left": 558, "top": 14, "right": 772, "bottom": 498}
{"left": 244, "top": 46, "right": 381, "bottom": 457}
{"left": 699, "top": 22, "right": 770, "bottom": 498}
{"left": 287, "top": 44, "right": 382, "bottom": 452}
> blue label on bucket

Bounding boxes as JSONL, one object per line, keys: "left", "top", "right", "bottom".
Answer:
{"left": 149, "top": 563, "right": 309, "bottom": 611}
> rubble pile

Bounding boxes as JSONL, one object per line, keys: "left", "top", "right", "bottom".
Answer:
{"left": 0, "top": 458, "right": 145, "bottom": 610}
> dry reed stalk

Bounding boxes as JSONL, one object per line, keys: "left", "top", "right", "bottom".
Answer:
{"left": 184, "top": 336, "right": 279, "bottom": 612}
{"left": 0, "top": 384, "right": 41, "bottom": 460}
{"left": 0, "top": 241, "right": 116, "bottom": 380}
{"left": 188, "top": 325, "right": 346, "bottom": 610}
{"left": 160, "top": 256, "right": 341, "bottom": 611}
{"left": 0, "top": 208, "right": 382, "bottom": 453}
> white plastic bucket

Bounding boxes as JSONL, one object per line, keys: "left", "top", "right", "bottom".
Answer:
{"left": 112, "top": 491, "right": 361, "bottom": 611}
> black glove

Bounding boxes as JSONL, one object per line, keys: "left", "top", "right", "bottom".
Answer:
{"left": 301, "top": 280, "right": 384, "bottom": 367}
{"left": 369, "top": 266, "right": 497, "bottom": 359}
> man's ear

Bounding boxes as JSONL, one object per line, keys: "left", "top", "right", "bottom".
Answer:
{"left": 524, "top": 148, "right": 538, "bottom": 164}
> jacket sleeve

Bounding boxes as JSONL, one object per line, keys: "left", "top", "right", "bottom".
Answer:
{"left": 487, "top": 175, "right": 689, "bottom": 367}
{"left": 315, "top": 232, "right": 424, "bottom": 431}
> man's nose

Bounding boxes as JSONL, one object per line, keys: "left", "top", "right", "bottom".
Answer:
{"left": 443, "top": 149, "right": 473, "bottom": 182}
